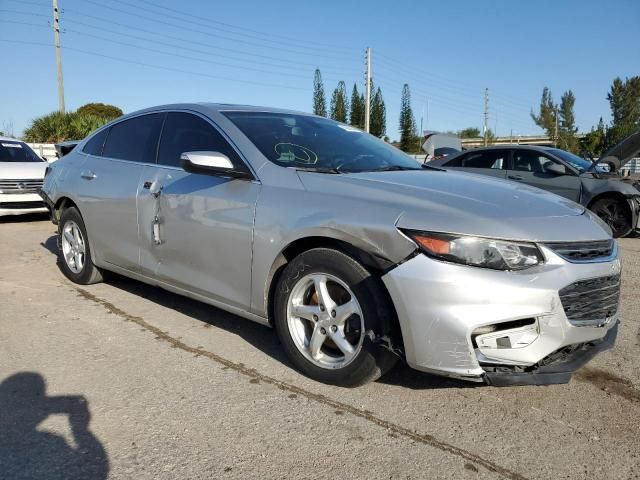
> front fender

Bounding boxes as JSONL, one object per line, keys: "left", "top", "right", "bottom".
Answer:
{"left": 249, "top": 185, "right": 416, "bottom": 316}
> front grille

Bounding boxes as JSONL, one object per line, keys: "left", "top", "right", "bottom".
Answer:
{"left": 0, "top": 178, "right": 44, "bottom": 194}
{"left": 0, "top": 201, "right": 45, "bottom": 209}
{"left": 559, "top": 274, "right": 620, "bottom": 326}
{"left": 545, "top": 240, "right": 615, "bottom": 262}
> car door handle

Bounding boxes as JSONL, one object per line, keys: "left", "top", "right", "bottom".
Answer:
{"left": 80, "top": 171, "right": 96, "bottom": 180}
{"left": 507, "top": 175, "right": 523, "bottom": 180}
{"left": 143, "top": 180, "right": 162, "bottom": 196}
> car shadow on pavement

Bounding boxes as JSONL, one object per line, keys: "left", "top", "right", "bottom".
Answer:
{"left": 377, "top": 364, "right": 481, "bottom": 390}
{"left": 0, "top": 212, "right": 50, "bottom": 224}
{"left": 40, "top": 234, "right": 481, "bottom": 391}
{"left": 0, "top": 372, "right": 109, "bottom": 479}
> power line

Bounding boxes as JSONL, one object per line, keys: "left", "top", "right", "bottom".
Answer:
{"left": 76, "top": 0, "right": 357, "bottom": 61}
{"left": 376, "top": 51, "right": 534, "bottom": 109}
{"left": 374, "top": 59, "right": 530, "bottom": 115}
{"left": 0, "top": 38, "right": 312, "bottom": 92}
{"left": 63, "top": 27, "right": 331, "bottom": 81}
{"left": 113, "top": 0, "right": 355, "bottom": 55}
{"left": 0, "top": 8, "right": 49, "bottom": 18}
{"left": 59, "top": 16, "right": 360, "bottom": 77}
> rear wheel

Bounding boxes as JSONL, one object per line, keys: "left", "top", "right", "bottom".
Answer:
{"left": 58, "top": 207, "right": 104, "bottom": 284}
{"left": 274, "top": 248, "right": 397, "bottom": 387}
{"left": 590, "top": 197, "right": 632, "bottom": 238}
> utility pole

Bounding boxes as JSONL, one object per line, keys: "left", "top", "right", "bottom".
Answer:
{"left": 483, "top": 88, "right": 489, "bottom": 147}
{"left": 554, "top": 106, "right": 559, "bottom": 148}
{"left": 52, "top": 0, "right": 65, "bottom": 113}
{"left": 364, "top": 47, "right": 371, "bottom": 133}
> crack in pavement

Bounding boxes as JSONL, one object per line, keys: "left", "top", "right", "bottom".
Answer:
{"left": 73, "top": 286, "right": 529, "bottom": 480}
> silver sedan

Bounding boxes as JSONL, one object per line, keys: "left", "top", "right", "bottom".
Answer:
{"left": 40, "top": 104, "right": 620, "bottom": 387}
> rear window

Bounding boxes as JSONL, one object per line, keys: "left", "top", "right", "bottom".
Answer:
{"left": 102, "top": 113, "right": 164, "bottom": 162}
{"left": 0, "top": 141, "right": 43, "bottom": 163}
{"left": 434, "top": 147, "right": 459, "bottom": 157}
{"left": 82, "top": 129, "right": 109, "bottom": 156}
{"left": 446, "top": 150, "right": 506, "bottom": 169}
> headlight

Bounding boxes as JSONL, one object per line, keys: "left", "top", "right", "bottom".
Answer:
{"left": 402, "top": 230, "right": 544, "bottom": 271}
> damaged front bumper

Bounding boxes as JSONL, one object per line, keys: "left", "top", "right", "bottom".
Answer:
{"left": 382, "top": 244, "right": 621, "bottom": 386}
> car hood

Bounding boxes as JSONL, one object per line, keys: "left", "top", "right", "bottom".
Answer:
{"left": 0, "top": 162, "right": 47, "bottom": 179}
{"left": 298, "top": 169, "right": 612, "bottom": 242}
{"left": 597, "top": 130, "right": 640, "bottom": 171}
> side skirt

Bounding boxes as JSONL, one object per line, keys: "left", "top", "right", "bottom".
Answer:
{"left": 99, "top": 263, "right": 271, "bottom": 328}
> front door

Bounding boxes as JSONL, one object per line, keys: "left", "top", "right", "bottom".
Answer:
{"left": 137, "top": 112, "right": 259, "bottom": 310}
{"left": 507, "top": 149, "right": 581, "bottom": 202}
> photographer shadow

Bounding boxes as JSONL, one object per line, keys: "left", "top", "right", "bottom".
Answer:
{"left": 0, "top": 372, "right": 109, "bottom": 479}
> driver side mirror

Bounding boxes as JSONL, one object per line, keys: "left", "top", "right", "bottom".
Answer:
{"left": 545, "top": 163, "right": 566, "bottom": 175}
{"left": 180, "top": 151, "right": 252, "bottom": 179}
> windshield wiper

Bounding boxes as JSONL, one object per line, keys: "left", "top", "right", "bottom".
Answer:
{"left": 366, "top": 165, "right": 423, "bottom": 172}
{"left": 294, "top": 166, "right": 342, "bottom": 174}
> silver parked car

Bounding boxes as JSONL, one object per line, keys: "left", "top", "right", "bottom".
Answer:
{"left": 40, "top": 104, "right": 620, "bottom": 387}
{"left": 0, "top": 137, "right": 48, "bottom": 216}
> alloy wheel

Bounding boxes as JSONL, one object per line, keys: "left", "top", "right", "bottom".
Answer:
{"left": 61, "top": 220, "right": 86, "bottom": 274}
{"left": 286, "top": 273, "right": 364, "bottom": 369}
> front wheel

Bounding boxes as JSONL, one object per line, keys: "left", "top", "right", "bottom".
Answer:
{"left": 58, "top": 207, "right": 104, "bottom": 284}
{"left": 590, "top": 198, "right": 632, "bottom": 238}
{"left": 274, "top": 248, "right": 397, "bottom": 387}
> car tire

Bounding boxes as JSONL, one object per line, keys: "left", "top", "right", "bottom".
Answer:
{"left": 274, "top": 248, "right": 398, "bottom": 387}
{"left": 590, "top": 197, "right": 632, "bottom": 238}
{"left": 58, "top": 207, "right": 104, "bottom": 285}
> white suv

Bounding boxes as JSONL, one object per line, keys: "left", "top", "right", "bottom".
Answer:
{"left": 0, "top": 137, "right": 48, "bottom": 216}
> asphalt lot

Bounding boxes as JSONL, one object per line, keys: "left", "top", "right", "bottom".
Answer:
{"left": 1, "top": 215, "right": 639, "bottom": 480}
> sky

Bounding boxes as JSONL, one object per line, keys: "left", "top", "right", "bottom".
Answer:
{"left": 1, "top": 0, "right": 639, "bottom": 140}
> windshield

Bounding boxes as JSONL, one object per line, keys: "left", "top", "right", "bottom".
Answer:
{"left": 0, "top": 141, "right": 44, "bottom": 163}
{"left": 547, "top": 148, "right": 597, "bottom": 173}
{"left": 223, "top": 112, "right": 422, "bottom": 172}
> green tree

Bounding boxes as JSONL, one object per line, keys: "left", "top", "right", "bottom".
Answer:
{"left": 370, "top": 87, "right": 386, "bottom": 137}
{"left": 531, "top": 87, "right": 557, "bottom": 140}
{"left": 23, "top": 111, "right": 109, "bottom": 143}
{"left": 457, "top": 127, "right": 481, "bottom": 138}
{"left": 76, "top": 102, "right": 123, "bottom": 120}
{"left": 606, "top": 76, "right": 640, "bottom": 146}
{"left": 312, "top": 69, "right": 327, "bottom": 117}
{"left": 580, "top": 117, "right": 607, "bottom": 158}
{"left": 558, "top": 90, "right": 579, "bottom": 152}
{"left": 330, "top": 81, "right": 349, "bottom": 123}
{"left": 349, "top": 83, "right": 364, "bottom": 129}
{"left": 399, "top": 84, "right": 417, "bottom": 152}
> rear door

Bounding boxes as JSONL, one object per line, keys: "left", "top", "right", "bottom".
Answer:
{"left": 444, "top": 149, "right": 509, "bottom": 179}
{"left": 137, "top": 111, "right": 259, "bottom": 310}
{"left": 506, "top": 149, "right": 581, "bottom": 201}
{"left": 76, "top": 113, "right": 164, "bottom": 271}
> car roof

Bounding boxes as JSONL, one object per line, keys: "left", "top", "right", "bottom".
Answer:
{"left": 462, "top": 145, "right": 556, "bottom": 153}
{"left": 124, "top": 102, "right": 314, "bottom": 119}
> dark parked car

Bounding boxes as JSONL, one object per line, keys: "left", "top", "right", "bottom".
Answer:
{"left": 429, "top": 135, "right": 640, "bottom": 237}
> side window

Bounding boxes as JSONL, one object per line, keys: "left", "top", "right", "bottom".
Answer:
{"left": 444, "top": 153, "right": 465, "bottom": 167}
{"left": 512, "top": 150, "right": 558, "bottom": 173}
{"left": 102, "top": 113, "right": 164, "bottom": 162}
{"left": 157, "top": 112, "right": 243, "bottom": 168}
{"left": 461, "top": 150, "right": 506, "bottom": 169}
{"left": 82, "top": 128, "right": 109, "bottom": 156}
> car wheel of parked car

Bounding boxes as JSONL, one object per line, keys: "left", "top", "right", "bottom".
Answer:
{"left": 58, "top": 207, "right": 104, "bottom": 285}
{"left": 590, "top": 198, "right": 632, "bottom": 238}
{"left": 274, "top": 248, "right": 398, "bottom": 387}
